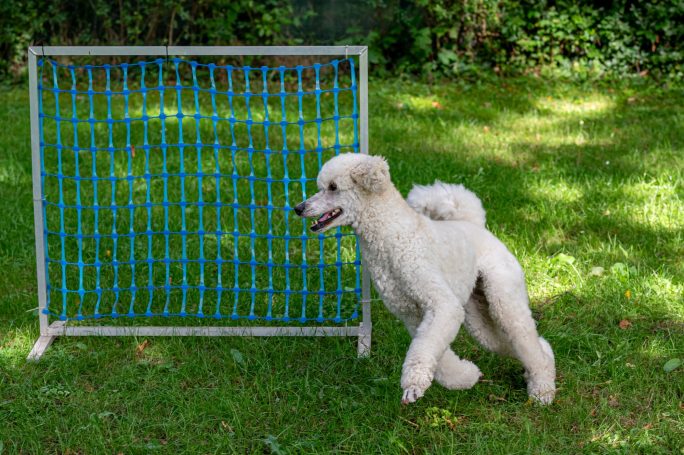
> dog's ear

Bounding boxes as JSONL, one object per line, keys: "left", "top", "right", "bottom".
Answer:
{"left": 350, "top": 156, "right": 390, "bottom": 193}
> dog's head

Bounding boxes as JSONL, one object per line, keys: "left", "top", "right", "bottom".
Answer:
{"left": 294, "top": 153, "right": 390, "bottom": 233}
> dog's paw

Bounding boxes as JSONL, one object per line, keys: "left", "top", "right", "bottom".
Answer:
{"left": 401, "top": 386, "right": 425, "bottom": 405}
{"left": 435, "top": 356, "right": 482, "bottom": 390}
{"left": 527, "top": 380, "right": 556, "bottom": 405}
{"left": 400, "top": 365, "right": 433, "bottom": 405}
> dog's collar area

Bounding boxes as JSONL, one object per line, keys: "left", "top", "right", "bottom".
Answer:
{"left": 311, "top": 208, "right": 343, "bottom": 232}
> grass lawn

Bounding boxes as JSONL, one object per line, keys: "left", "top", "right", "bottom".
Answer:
{"left": 1, "top": 73, "right": 683, "bottom": 453}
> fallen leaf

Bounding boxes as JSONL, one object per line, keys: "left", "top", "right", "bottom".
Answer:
{"left": 432, "top": 101, "right": 443, "bottom": 110}
{"left": 621, "top": 416, "right": 636, "bottom": 428}
{"left": 136, "top": 339, "right": 150, "bottom": 356}
{"left": 642, "top": 423, "right": 653, "bottom": 430}
{"left": 483, "top": 125, "right": 490, "bottom": 133}
{"left": 619, "top": 319, "right": 632, "bottom": 330}
{"left": 608, "top": 395, "right": 620, "bottom": 407}
{"left": 627, "top": 96, "right": 637, "bottom": 104}
{"left": 624, "top": 289, "right": 632, "bottom": 299}
{"left": 131, "top": 145, "right": 136, "bottom": 158}
{"left": 590, "top": 266, "right": 605, "bottom": 277}
{"left": 230, "top": 348, "right": 245, "bottom": 366}
{"left": 663, "top": 358, "right": 681, "bottom": 373}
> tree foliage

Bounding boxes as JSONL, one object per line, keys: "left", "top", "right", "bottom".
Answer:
{"left": 1, "top": 0, "right": 682, "bottom": 80}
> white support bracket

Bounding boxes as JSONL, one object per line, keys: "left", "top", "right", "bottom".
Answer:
{"left": 27, "top": 321, "right": 64, "bottom": 361}
{"left": 356, "top": 298, "right": 372, "bottom": 358}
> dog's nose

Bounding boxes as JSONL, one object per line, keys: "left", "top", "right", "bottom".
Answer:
{"left": 294, "top": 202, "right": 306, "bottom": 216}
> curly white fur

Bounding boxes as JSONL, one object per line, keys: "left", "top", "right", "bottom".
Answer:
{"left": 407, "top": 181, "right": 486, "bottom": 227}
{"left": 295, "top": 153, "right": 556, "bottom": 405}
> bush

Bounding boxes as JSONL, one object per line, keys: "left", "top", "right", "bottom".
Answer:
{"left": 297, "top": 0, "right": 683, "bottom": 78}
{"left": 0, "top": 0, "right": 303, "bottom": 80}
{"left": 2, "top": 0, "right": 682, "bottom": 81}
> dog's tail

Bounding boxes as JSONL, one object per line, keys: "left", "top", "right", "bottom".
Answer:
{"left": 406, "top": 181, "right": 486, "bottom": 227}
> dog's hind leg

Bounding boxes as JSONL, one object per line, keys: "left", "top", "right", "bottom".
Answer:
{"left": 479, "top": 261, "right": 556, "bottom": 405}
{"left": 464, "top": 277, "right": 514, "bottom": 356}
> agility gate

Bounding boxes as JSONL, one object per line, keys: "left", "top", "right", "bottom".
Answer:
{"left": 27, "top": 46, "right": 371, "bottom": 360}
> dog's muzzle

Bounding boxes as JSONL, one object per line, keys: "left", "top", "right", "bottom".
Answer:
{"left": 294, "top": 202, "right": 306, "bottom": 216}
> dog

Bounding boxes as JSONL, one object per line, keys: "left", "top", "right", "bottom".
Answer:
{"left": 295, "top": 153, "right": 556, "bottom": 405}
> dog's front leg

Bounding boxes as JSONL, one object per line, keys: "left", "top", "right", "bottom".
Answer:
{"left": 401, "top": 300, "right": 464, "bottom": 404}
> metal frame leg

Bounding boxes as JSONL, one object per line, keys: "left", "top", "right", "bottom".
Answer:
{"left": 357, "top": 299, "right": 372, "bottom": 358}
{"left": 27, "top": 321, "right": 64, "bottom": 361}
{"left": 27, "top": 334, "right": 58, "bottom": 362}
{"left": 356, "top": 48, "right": 372, "bottom": 359}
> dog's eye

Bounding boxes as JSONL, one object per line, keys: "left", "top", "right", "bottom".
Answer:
{"left": 328, "top": 182, "right": 338, "bottom": 191}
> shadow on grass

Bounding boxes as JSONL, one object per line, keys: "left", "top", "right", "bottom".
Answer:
{"left": 377, "top": 79, "right": 682, "bottom": 269}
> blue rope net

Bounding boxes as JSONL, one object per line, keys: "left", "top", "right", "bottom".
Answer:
{"left": 38, "top": 57, "right": 361, "bottom": 323}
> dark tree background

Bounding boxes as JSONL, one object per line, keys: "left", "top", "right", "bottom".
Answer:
{"left": 1, "top": 0, "right": 682, "bottom": 80}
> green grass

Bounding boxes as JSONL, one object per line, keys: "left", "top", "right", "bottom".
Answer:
{"left": 1, "top": 75, "right": 683, "bottom": 453}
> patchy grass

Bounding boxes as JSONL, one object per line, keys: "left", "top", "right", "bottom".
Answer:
{"left": 1, "top": 75, "right": 683, "bottom": 453}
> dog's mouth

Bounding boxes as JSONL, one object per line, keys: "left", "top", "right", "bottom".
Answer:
{"left": 310, "top": 208, "right": 343, "bottom": 232}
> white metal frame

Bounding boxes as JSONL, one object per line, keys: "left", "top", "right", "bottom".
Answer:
{"left": 27, "top": 45, "right": 371, "bottom": 361}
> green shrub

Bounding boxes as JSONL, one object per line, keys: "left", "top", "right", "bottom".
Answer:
{"left": 2, "top": 0, "right": 682, "bottom": 80}
{"left": 0, "top": 0, "right": 303, "bottom": 80}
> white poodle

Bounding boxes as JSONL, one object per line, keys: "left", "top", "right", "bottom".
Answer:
{"left": 294, "top": 153, "right": 556, "bottom": 405}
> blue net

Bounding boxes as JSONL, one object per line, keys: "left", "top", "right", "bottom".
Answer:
{"left": 37, "top": 56, "right": 361, "bottom": 323}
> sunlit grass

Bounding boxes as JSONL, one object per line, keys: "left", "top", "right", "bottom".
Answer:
{"left": 535, "top": 94, "right": 615, "bottom": 115}
{"left": 527, "top": 179, "right": 583, "bottom": 203}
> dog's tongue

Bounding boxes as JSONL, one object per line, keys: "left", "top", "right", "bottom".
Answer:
{"left": 318, "top": 211, "right": 333, "bottom": 223}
